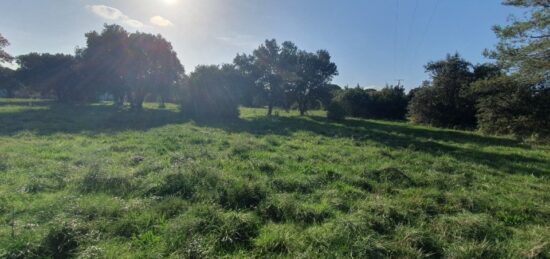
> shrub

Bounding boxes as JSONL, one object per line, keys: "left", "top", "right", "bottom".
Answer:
{"left": 180, "top": 65, "right": 240, "bottom": 119}
{"left": 472, "top": 76, "right": 550, "bottom": 138}
{"left": 335, "top": 85, "right": 408, "bottom": 120}
{"left": 326, "top": 100, "right": 346, "bottom": 121}
{"left": 408, "top": 54, "right": 477, "bottom": 128}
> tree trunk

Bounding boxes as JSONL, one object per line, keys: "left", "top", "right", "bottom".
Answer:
{"left": 114, "top": 93, "right": 124, "bottom": 107}
{"left": 131, "top": 93, "right": 144, "bottom": 110}
{"left": 267, "top": 102, "right": 273, "bottom": 116}
{"left": 159, "top": 96, "right": 166, "bottom": 109}
{"left": 6, "top": 88, "right": 14, "bottom": 98}
{"left": 298, "top": 97, "right": 306, "bottom": 116}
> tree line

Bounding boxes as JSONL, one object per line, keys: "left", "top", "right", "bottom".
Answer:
{"left": 0, "top": 0, "right": 548, "bottom": 139}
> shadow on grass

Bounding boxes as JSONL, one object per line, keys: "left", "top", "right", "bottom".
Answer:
{"left": 0, "top": 101, "right": 188, "bottom": 136}
{"left": 0, "top": 100, "right": 547, "bottom": 177}
{"left": 197, "top": 115, "right": 547, "bottom": 178}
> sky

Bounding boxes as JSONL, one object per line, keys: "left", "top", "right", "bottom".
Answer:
{"left": 0, "top": 0, "right": 523, "bottom": 90}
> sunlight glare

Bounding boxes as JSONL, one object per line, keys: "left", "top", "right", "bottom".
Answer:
{"left": 163, "top": 0, "right": 178, "bottom": 5}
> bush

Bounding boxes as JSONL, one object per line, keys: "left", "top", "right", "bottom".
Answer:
{"left": 472, "top": 76, "right": 550, "bottom": 138}
{"left": 408, "top": 54, "right": 477, "bottom": 128}
{"left": 180, "top": 65, "right": 240, "bottom": 119}
{"left": 326, "top": 100, "right": 346, "bottom": 121}
{"left": 335, "top": 85, "right": 408, "bottom": 120}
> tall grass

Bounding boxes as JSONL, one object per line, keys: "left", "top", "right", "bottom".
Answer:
{"left": 0, "top": 99, "right": 548, "bottom": 258}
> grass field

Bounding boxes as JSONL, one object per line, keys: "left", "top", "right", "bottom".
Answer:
{"left": 0, "top": 98, "right": 549, "bottom": 258}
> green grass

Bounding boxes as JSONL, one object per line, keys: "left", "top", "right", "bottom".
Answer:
{"left": 0, "top": 98, "right": 549, "bottom": 258}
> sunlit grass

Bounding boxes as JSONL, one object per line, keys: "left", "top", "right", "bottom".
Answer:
{"left": 0, "top": 98, "right": 548, "bottom": 258}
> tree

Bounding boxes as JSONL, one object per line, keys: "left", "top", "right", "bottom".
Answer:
{"left": 0, "top": 67, "right": 20, "bottom": 98}
{"left": 486, "top": 0, "right": 550, "bottom": 84}
{"left": 476, "top": 0, "right": 550, "bottom": 138}
{"left": 291, "top": 49, "right": 338, "bottom": 115}
{"left": 16, "top": 53, "right": 85, "bottom": 102}
{"left": 181, "top": 65, "right": 240, "bottom": 118}
{"left": 0, "top": 33, "right": 13, "bottom": 63}
{"left": 253, "top": 39, "right": 304, "bottom": 115}
{"left": 472, "top": 75, "right": 550, "bottom": 137}
{"left": 125, "top": 32, "right": 184, "bottom": 110}
{"left": 408, "top": 53, "right": 477, "bottom": 128}
{"left": 370, "top": 85, "right": 408, "bottom": 120}
{"left": 232, "top": 53, "right": 261, "bottom": 107}
{"left": 335, "top": 85, "right": 408, "bottom": 120}
{"left": 79, "top": 24, "right": 130, "bottom": 106}
{"left": 252, "top": 39, "right": 287, "bottom": 116}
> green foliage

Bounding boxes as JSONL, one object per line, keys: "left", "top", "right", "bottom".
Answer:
{"left": 237, "top": 39, "right": 339, "bottom": 115}
{"left": 326, "top": 99, "right": 346, "bottom": 121}
{"left": 0, "top": 99, "right": 549, "bottom": 258}
{"left": 472, "top": 75, "right": 550, "bottom": 138}
{"left": 486, "top": 0, "right": 550, "bottom": 83}
{"left": 337, "top": 85, "right": 408, "bottom": 120}
{"left": 180, "top": 65, "right": 240, "bottom": 119}
{"left": 408, "top": 53, "right": 477, "bottom": 128}
{"left": 0, "top": 33, "right": 12, "bottom": 63}
{"left": 16, "top": 53, "right": 87, "bottom": 102}
{"left": 0, "top": 67, "right": 20, "bottom": 98}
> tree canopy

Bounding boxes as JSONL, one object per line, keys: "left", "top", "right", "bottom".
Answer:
{"left": 486, "top": 0, "right": 550, "bottom": 83}
{"left": 0, "top": 33, "right": 13, "bottom": 63}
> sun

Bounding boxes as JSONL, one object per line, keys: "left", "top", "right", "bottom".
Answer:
{"left": 163, "top": 0, "right": 177, "bottom": 5}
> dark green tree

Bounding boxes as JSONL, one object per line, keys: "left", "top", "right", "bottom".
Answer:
{"left": 80, "top": 24, "right": 130, "bottom": 106}
{"left": 181, "top": 65, "right": 240, "bottom": 118}
{"left": 0, "top": 67, "right": 20, "bottom": 98}
{"left": 291, "top": 49, "right": 338, "bottom": 115}
{"left": 408, "top": 53, "right": 476, "bottom": 128}
{"left": 486, "top": 0, "right": 550, "bottom": 84}
{"left": 476, "top": 0, "right": 550, "bottom": 138}
{"left": 472, "top": 75, "right": 550, "bottom": 137}
{"left": 0, "top": 33, "right": 13, "bottom": 63}
{"left": 16, "top": 53, "right": 85, "bottom": 102}
{"left": 125, "top": 32, "right": 184, "bottom": 110}
{"left": 252, "top": 39, "right": 287, "bottom": 115}
{"left": 233, "top": 53, "right": 261, "bottom": 107}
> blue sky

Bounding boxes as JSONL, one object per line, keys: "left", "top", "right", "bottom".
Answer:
{"left": 0, "top": 0, "right": 521, "bottom": 89}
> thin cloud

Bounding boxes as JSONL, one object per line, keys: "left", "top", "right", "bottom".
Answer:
{"left": 86, "top": 5, "right": 144, "bottom": 28}
{"left": 216, "top": 35, "right": 259, "bottom": 48}
{"left": 150, "top": 16, "right": 174, "bottom": 27}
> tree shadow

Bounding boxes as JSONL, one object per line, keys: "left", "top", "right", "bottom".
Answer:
{"left": 0, "top": 99, "right": 54, "bottom": 107}
{"left": 0, "top": 101, "right": 547, "bottom": 178}
{"left": 0, "top": 101, "right": 188, "bottom": 136}
{"left": 196, "top": 115, "right": 548, "bottom": 178}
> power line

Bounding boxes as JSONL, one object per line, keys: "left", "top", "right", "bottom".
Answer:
{"left": 392, "top": 0, "right": 400, "bottom": 78}
{"left": 405, "top": 0, "right": 419, "bottom": 54}
{"left": 409, "top": 0, "right": 440, "bottom": 77}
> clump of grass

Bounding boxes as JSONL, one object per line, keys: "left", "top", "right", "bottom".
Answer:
{"left": 270, "top": 174, "right": 319, "bottom": 193}
{"left": 164, "top": 204, "right": 260, "bottom": 255}
{"left": 218, "top": 178, "right": 267, "bottom": 210}
{"left": 354, "top": 198, "right": 409, "bottom": 234}
{"left": 39, "top": 220, "right": 87, "bottom": 259}
{"left": 1, "top": 102, "right": 549, "bottom": 258}
{"left": 111, "top": 210, "right": 163, "bottom": 238}
{"left": 254, "top": 223, "right": 301, "bottom": 256}
{"left": 151, "top": 167, "right": 220, "bottom": 200}
{"left": 79, "top": 166, "right": 135, "bottom": 196}
{"left": 152, "top": 197, "right": 189, "bottom": 218}
{"left": 259, "top": 194, "right": 334, "bottom": 224}
{"left": 363, "top": 167, "right": 415, "bottom": 187}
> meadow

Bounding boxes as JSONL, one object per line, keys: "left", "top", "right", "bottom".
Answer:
{"left": 0, "top": 98, "right": 549, "bottom": 258}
